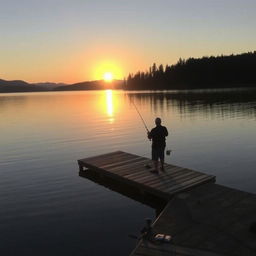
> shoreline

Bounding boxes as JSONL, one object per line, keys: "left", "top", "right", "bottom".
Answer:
{"left": 1, "top": 84, "right": 256, "bottom": 94}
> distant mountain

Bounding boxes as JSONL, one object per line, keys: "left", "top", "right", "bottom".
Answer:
{"left": 0, "top": 79, "right": 46, "bottom": 92}
{"left": 0, "top": 79, "right": 29, "bottom": 87}
{"left": 0, "top": 78, "right": 124, "bottom": 93}
{"left": 54, "top": 80, "right": 124, "bottom": 91}
{"left": 32, "top": 82, "right": 68, "bottom": 89}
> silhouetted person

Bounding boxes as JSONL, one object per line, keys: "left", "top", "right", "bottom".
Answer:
{"left": 147, "top": 118, "right": 168, "bottom": 173}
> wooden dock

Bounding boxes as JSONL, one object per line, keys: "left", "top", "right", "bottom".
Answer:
{"left": 78, "top": 151, "right": 256, "bottom": 256}
{"left": 130, "top": 183, "right": 256, "bottom": 256}
{"left": 78, "top": 151, "right": 215, "bottom": 201}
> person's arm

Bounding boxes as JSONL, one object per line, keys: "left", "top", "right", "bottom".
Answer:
{"left": 147, "top": 131, "right": 152, "bottom": 140}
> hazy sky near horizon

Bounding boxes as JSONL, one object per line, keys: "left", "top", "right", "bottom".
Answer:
{"left": 1, "top": 0, "right": 256, "bottom": 83}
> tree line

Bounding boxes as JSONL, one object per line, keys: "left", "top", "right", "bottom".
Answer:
{"left": 124, "top": 51, "right": 256, "bottom": 90}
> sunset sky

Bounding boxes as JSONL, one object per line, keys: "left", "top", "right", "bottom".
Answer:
{"left": 1, "top": 0, "right": 256, "bottom": 83}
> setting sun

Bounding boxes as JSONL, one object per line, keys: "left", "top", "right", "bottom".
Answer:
{"left": 103, "top": 72, "right": 113, "bottom": 82}
{"left": 92, "top": 60, "right": 123, "bottom": 81}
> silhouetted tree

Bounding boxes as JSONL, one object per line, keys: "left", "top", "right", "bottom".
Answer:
{"left": 125, "top": 51, "right": 256, "bottom": 90}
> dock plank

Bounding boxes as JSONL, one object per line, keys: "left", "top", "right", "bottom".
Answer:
{"left": 101, "top": 156, "right": 147, "bottom": 169}
{"left": 124, "top": 166, "right": 187, "bottom": 181}
{"left": 144, "top": 170, "right": 200, "bottom": 186}
{"left": 146, "top": 173, "right": 203, "bottom": 191}
{"left": 79, "top": 151, "right": 124, "bottom": 163}
{"left": 105, "top": 159, "right": 149, "bottom": 175}
{"left": 90, "top": 154, "right": 137, "bottom": 167}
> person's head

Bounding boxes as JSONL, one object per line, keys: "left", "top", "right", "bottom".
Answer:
{"left": 155, "top": 117, "right": 161, "bottom": 126}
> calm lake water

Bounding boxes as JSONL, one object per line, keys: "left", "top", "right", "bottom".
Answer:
{"left": 1, "top": 88, "right": 256, "bottom": 255}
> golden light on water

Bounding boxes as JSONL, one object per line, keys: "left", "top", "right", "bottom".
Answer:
{"left": 106, "top": 90, "right": 113, "bottom": 117}
{"left": 95, "top": 90, "right": 122, "bottom": 124}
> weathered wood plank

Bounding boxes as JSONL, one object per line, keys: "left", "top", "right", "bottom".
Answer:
{"left": 125, "top": 168, "right": 189, "bottom": 185}
{"left": 145, "top": 170, "right": 201, "bottom": 187}
{"left": 79, "top": 150, "right": 124, "bottom": 163}
{"left": 124, "top": 166, "right": 187, "bottom": 182}
{"left": 89, "top": 153, "right": 137, "bottom": 167}
{"left": 138, "top": 172, "right": 208, "bottom": 193}
{"left": 147, "top": 173, "right": 204, "bottom": 191}
{"left": 105, "top": 159, "right": 150, "bottom": 175}
{"left": 100, "top": 156, "right": 147, "bottom": 169}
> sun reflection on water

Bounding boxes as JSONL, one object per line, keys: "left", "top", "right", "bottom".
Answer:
{"left": 106, "top": 90, "right": 114, "bottom": 123}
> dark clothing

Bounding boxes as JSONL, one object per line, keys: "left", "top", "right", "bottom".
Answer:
{"left": 148, "top": 125, "right": 168, "bottom": 161}
{"left": 152, "top": 147, "right": 165, "bottom": 161}
{"left": 149, "top": 125, "right": 168, "bottom": 148}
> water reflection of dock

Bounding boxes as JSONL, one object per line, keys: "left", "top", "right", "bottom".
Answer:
{"left": 78, "top": 151, "right": 256, "bottom": 256}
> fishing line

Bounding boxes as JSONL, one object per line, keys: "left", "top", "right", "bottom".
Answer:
{"left": 131, "top": 99, "right": 149, "bottom": 132}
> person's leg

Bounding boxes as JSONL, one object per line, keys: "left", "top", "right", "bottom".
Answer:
{"left": 160, "top": 147, "right": 165, "bottom": 171}
{"left": 151, "top": 148, "right": 159, "bottom": 173}
{"left": 154, "top": 160, "right": 158, "bottom": 171}
{"left": 160, "top": 159, "right": 164, "bottom": 171}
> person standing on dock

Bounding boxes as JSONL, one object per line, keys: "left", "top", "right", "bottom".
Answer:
{"left": 147, "top": 117, "right": 168, "bottom": 173}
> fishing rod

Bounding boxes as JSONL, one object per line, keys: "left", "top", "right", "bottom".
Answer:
{"left": 131, "top": 99, "right": 149, "bottom": 133}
